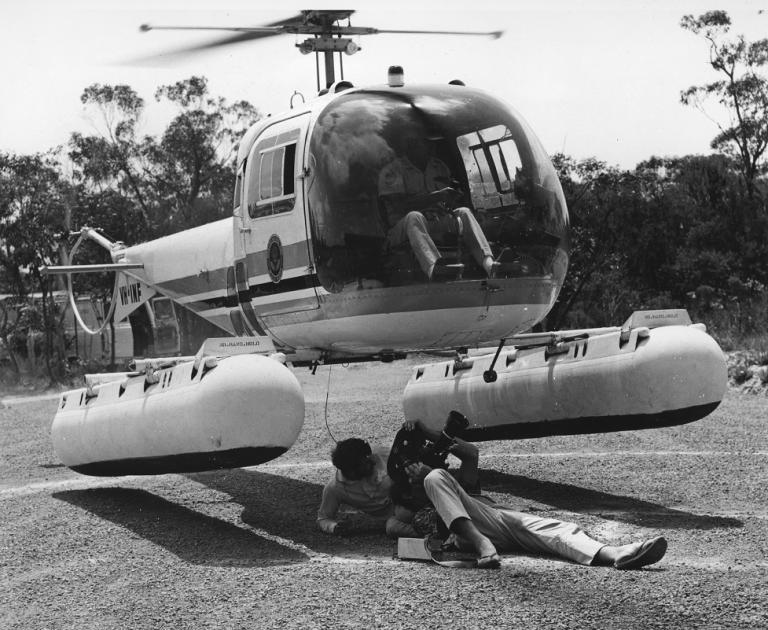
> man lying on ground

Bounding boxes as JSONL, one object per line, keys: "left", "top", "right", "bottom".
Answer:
{"left": 388, "top": 416, "right": 668, "bottom": 570}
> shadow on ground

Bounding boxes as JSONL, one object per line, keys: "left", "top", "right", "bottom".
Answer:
{"left": 53, "top": 487, "right": 308, "bottom": 567}
{"left": 191, "top": 465, "right": 740, "bottom": 558}
{"left": 479, "top": 469, "right": 743, "bottom": 530}
{"left": 188, "top": 469, "right": 395, "bottom": 559}
{"left": 52, "top": 466, "right": 739, "bottom": 569}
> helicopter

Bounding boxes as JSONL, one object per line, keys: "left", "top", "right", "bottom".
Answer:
{"left": 43, "top": 10, "right": 727, "bottom": 477}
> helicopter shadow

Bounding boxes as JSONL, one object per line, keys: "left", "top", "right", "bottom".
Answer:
{"left": 478, "top": 469, "right": 743, "bottom": 530}
{"left": 53, "top": 487, "right": 308, "bottom": 568}
{"left": 187, "top": 468, "right": 395, "bottom": 559}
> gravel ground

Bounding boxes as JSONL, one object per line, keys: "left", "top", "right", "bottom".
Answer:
{"left": 1, "top": 357, "right": 767, "bottom": 629}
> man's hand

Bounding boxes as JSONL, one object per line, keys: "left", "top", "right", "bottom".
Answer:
{"left": 405, "top": 462, "right": 432, "bottom": 485}
{"left": 402, "top": 419, "right": 441, "bottom": 442}
{"left": 333, "top": 521, "right": 353, "bottom": 536}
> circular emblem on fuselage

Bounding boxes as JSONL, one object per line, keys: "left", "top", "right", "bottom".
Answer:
{"left": 267, "top": 234, "right": 283, "bottom": 283}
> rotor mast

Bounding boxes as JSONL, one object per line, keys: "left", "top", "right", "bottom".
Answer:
{"left": 306, "top": 11, "right": 350, "bottom": 89}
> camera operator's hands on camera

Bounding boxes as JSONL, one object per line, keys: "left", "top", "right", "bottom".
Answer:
{"left": 405, "top": 462, "right": 433, "bottom": 485}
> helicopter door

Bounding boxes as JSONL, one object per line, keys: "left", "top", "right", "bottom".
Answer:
{"left": 236, "top": 112, "right": 318, "bottom": 324}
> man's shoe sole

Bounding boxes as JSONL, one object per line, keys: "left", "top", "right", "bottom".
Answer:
{"left": 615, "top": 536, "right": 667, "bottom": 570}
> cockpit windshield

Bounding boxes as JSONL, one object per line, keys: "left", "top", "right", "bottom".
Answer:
{"left": 306, "top": 86, "right": 569, "bottom": 293}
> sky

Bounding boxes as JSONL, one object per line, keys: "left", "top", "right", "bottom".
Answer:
{"left": 1, "top": 0, "right": 767, "bottom": 170}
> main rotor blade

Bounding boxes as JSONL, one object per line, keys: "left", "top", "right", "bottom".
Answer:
{"left": 138, "top": 11, "right": 307, "bottom": 34}
{"left": 140, "top": 25, "right": 286, "bottom": 34}
{"left": 373, "top": 28, "right": 504, "bottom": 39}
{"left": 130, "top": 26, "right": 287, "bottom": 65}
{"left": 134, "top": 11, "right": 311, "bottom": 61}
{"left": 150, "top": 30, "right": 286, "bottom": 54}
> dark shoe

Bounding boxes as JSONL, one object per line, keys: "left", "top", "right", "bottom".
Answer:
{"left": 477, "top": 553, "right": 501, "bottom": 569}
{"left": 614, "top": 536, "right": 667, "bottom": 570}
{"left": 495, "top": 247, "right": 516, "bottom": 264}
{"left": 431, "top": 260, "right": 464, "bottom": 280}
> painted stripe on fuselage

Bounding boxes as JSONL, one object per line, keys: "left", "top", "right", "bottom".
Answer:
{"left": 245, "top": 241, "right": 312, "bottom": 278}
{"left": 160, "top": 272, "right": 555, "bottom": 323}
{"left": 149, "top": 234, "right": 558, "bottom": 350}
{"left": 154, "top": 239, "right": 315, "bottom": 311}
{"left": 160, "top": 267, "right": 230, "bottom": 303}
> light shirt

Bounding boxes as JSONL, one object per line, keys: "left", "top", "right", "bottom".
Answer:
{"left": 316, "top": 447, "right": 393, "bottom": 533}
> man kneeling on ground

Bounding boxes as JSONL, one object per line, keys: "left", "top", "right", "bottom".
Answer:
{"left": 390, "top": 417, "right": 668, "bottom": 571}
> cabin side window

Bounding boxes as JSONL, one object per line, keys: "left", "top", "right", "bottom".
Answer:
{"left": 233, "top": 160, "right": 245, "bottom": 210}
{"left": 246, "top": 129, "right": 300, "bottom": 219}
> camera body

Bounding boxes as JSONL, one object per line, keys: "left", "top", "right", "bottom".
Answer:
{"left": 387, "top": 411, "right": 469, "bottom": 487}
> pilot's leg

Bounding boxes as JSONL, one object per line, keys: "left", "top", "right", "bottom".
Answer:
{"left": 453, "top": 207, "right": 497, "bottom": 276}
{"left": 386, "top": 211, "right": 441, "bottom": 278}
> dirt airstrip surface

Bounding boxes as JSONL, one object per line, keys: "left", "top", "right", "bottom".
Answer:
{"left": 1, "top": 358, "right": 767, "bottom": 629}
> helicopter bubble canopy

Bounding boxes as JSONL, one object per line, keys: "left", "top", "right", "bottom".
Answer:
{"left": 307, "top": 84, "right": 569, "bottom": 292}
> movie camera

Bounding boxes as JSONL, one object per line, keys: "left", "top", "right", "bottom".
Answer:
{"left": 387, "top": 411, "right": 469, "bottom": 486}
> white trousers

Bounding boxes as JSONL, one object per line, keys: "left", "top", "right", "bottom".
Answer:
{"left": 423, "top": 469, "right": 604, "bottom": 565}
{"left": 386, "top": 208, "right": 492, "bottom": 277}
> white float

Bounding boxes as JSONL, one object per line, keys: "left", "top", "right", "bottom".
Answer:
{"left": 51, "top": 353, "right": 305, "bottom": 476}
{"left": 403, "top": 314, "right": 727, "bottom": 439}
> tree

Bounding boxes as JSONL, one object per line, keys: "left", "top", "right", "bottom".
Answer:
{"left": 63, "top": 78, "right": 261, "bottom": 369}
{"left": 680, "top": 10, "right": 768, "bottom": 200}
{"left": 143, "top": 76, "right": 260, "bottom": 234}
{"left": 550, "top": 149, "right": 768, "bottom": 341}
{"left": 548, "top": 154, "right": 639, "bottom": 328}
{"left": 70, "top": 84, "right": 153, "bottom": 232}
{"left": 70, "top": 77, "right": 261, "bottom": 239}
{"left": 0, "top": 152, "right": 71, "bottom": 381}
{"left": 637, "top": 154, "right": 768, "bottom": 337}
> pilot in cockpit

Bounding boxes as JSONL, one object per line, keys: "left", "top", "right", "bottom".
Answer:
{"left": 378, "top": 137, "right": 499, "bottom": 281}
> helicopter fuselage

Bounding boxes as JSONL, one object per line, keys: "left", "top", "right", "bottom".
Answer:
{"left": 120, "top": 82, "right": 570, "bottom": 361}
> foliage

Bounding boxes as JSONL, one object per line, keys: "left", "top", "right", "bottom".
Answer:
{"left": 547, "top": 154, "right": 639, "bottom": 329}
{"left": 0, "top": 77, "right": 260, "bottom": 383}
{"left": 143, "top": 76, "right": 260, "bottom": 234}
{"left": 551, "top": 152, "right": 768, "bottom": 347}
{"left": 0, "top": 152, "right": 71, "bottom": 381}
{"left": 680, "top": 10, "right": 768, "bottom": 200}
{"left": 70, "top": 76, "right": 261, "bottom": 239}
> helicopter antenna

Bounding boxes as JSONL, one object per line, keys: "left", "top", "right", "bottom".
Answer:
{"left": 138, "top": 10, "right": 503, "bottom": 90}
